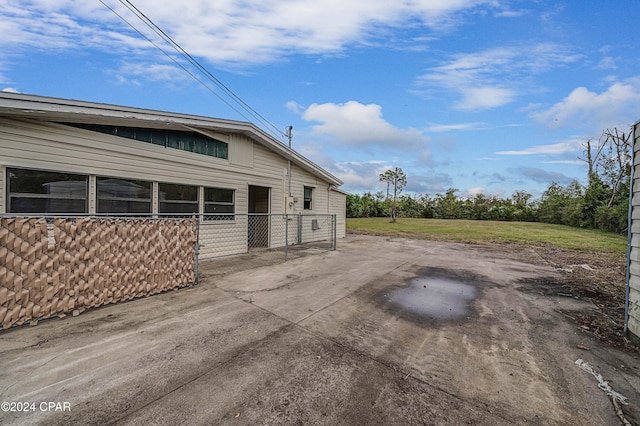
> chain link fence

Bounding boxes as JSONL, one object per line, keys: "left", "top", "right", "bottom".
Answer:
{"left": 198, "top": 213, "right": 337, "bottom": 256}
{"left": 1, "top": 213, "right": 336, "bottom": 329}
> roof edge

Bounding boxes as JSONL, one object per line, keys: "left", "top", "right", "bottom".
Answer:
{"left": 0, "top": 92, "right": 343, "bottom": 186}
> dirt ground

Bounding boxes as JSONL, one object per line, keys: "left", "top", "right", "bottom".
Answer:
{"left": 0, "top": 234, "right": 639, "bottom": 425}
{"left": 527, "top": 244, "right": 634, "bottom": 350}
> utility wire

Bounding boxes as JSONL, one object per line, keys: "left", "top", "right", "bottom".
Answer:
{"left": 118, "top": 0, "right": 284, "bottom": 139}
{"left": 98, "top": 1, "right": 248, "bottom": 123}
{"left": 99, "top": 0, "right": 287, "bottom": 140}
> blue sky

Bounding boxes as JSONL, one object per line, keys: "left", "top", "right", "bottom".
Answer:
{"left": 2, "top": 1, "right": 640, "bottom": 198}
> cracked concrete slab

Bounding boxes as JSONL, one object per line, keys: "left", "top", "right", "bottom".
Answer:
{"left": 0, "top": 234, "right": 638, "bottom": 425}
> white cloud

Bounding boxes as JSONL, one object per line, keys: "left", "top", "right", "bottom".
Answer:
{"left": 418, "top": 44, "right": 582, "bottom": 110}
{"left": 595, "top": 56, "right": 617, "bottom": 70}
{"left": 332, "top": 160, "right": 393, "bottom": 192}
{"left": 405, "top": 172, "right": 454, "bottom": 193}
{"left": 495, "top": 139, "right": 583, "bottom": 155}
{"left": 0, "top": 0, "right": 498, "bottom": 67}
{"left": 494, "top": 8, "right": 528, "bottom": 18}
{"left": 418, "top": 148, "right": 435, "bottom": 166}
{"left": 474, "top": 157, "right": 502, "bottom": 161}
{"left": 0, "top": 2, "right": 143, "bottom": 52}
{"left": 530, "top": 78, "right": 640, "bottom": 130}
{"left": 542, "top": 160, "right": 583, "bottom": 165}
{"left": 455, "top": 86, "right": 515, "bottom": 110}
{"left": 426, "top": 122, "right": 484, "bottom": 132}
{"left": 466, "top": 186, "right": 486, "bottom": 196}
{"left": 1, "top": 87, "right": 19, "bottom": 93}
{"left": 285, "top": 101, "right": 304, "bottom": 115}
{"left": 112, "top": 62, "right": 193, "bottom": 86}
{"left": 300, "top": 101, "right": 429, "bottom": 150}
{"left": 510, "top": 167, "right": 574, "bottom": 185}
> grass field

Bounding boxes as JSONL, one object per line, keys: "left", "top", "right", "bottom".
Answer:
{"left": 346, "top": 217, "right": 628, "bottom": 255}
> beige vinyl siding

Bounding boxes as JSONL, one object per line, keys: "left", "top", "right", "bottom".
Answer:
{"left": 199, "top": 221, "right": 247, "bottom": 258}
{"left": 293, "top": 170, "right": 331, "bottom": 244}
{"left": 252, "top": 144, "right": 338, "bottom": 245}
{"left": 0, "top": 118, "right": 254, "bottom": 209}
{"left": 0, "top": 118, "right": 273, "bottom": 194}
{"left": 252, "top": 143, "right": 288, "bottom": 213}
{"left": 629, "top": 121, "right": 640, "bottom": 339}
{"left": 330, "top": 190, "right": 346, "bottom": 238}
{"left": 251, "top": 144, "right": 291, "bottom": 248}
{"left": 228, "top": 134, "right": 254, "bottom": 168}
{"left": 0, "top": 115, "right": 344, "bottom": 257}
{"left": 289, "top": 167, "right": 329, "bottom": 213}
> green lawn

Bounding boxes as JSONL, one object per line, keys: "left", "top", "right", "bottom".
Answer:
{"left": 346, "top": 217, "right": 628, "bottom": 255}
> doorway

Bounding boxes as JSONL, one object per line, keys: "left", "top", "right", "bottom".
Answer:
{"left": 248, "top": 185, "right": 270, "bottom": 248}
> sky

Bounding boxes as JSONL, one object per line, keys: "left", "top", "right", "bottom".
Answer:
{"left": 1, "top": 0, "right": 640, "bottom": 199}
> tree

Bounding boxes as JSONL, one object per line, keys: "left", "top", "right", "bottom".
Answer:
{"left": 379, "top": 170, "right": 394, "bottom": 201}
{"left": 582, "top": 128, "right": 632, "bottom": 209}
{"left": 379, "top": 167, "right": 407, "bottom": 222}
{"left": 346, "top": 194, "right": 363, "bottom": 218}
{"left": 600, "top": 128, "right": 631, "bottom": 209}
{"left": 510, "top": 190, "right": 536, "bottom": 222}
{"left": 537, "top": 182, "right": 569, "bottom": 225}
{"left": 434, "top": 188, "right": 460, "bottom": 219}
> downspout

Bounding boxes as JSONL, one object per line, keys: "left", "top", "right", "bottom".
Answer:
{"left": 624, "top": 122, "right": 637, "bottom": 335}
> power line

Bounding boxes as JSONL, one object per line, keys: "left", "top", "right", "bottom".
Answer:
{"left": 118, "top": 0, "right": 283, "bottom": 138}
{"left": 98, "top": 1, "right": 248, "bottom": 123}
{"left": 99, "top": 0, "right": 287, "bottom": 140}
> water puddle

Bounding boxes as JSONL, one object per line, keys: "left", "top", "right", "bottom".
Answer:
{"left": 385, "top": 276, "right": 477, "bottom": 321}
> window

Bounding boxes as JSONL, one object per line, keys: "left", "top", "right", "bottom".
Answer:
{"left": 204, "top": 187, "right": 234, "bottom": 220}
{"left": 304, "top": 186, "right": 313, "bottom": 210}
{"left": 60, "top": 123, "right": 229, "bottom": 160}
{"left": 158, "top": 183, "right": 198, "bottom": 216}
{"left": 7, "top": 168, "right": 88, "bottom": 213}
{"left": 97, "top": 177, "right": 151, "bottom": 214}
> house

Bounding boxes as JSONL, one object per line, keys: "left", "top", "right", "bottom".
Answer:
{"left": 0, "top": 92, "right": 347, "bottom": 259}
{"left": 627, "top": 121, "right": 640, "bottom": 342}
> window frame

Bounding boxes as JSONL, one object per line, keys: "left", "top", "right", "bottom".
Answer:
{"left": 7, "top": 167, "right": 89, "bottom": 214}
{"left": 96, "top": 176, "right": 152, "bottom": 215}
{"left": 303, "top": 186, "right": 313, "bottom": 210}
{"left": 203, "top": 187, "right": 235, "bottom": 222}
{"left": 158, "top": 182, "right": 199, "bottom": 217}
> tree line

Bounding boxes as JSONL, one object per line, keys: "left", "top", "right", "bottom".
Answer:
{"left": 347, "top": 128, "right": 632, "bottom": 234}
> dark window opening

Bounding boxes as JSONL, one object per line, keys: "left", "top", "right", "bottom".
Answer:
{"left": 204, "top": 187, "right": 235, "bottom": 220}
{"left": 7, "top": 168, "right": 88, "bottom": 213}
{"left": 304, "top": 186, "right": 313, "bottom": 210}
{"left": 60, "top": 123, "right": 228, "bottom": 160}
{"left": 158, "top": 183, "right": 198, "bottom": 217}
{"left": 97, "top": 177, "right": 151, "bottom": 214}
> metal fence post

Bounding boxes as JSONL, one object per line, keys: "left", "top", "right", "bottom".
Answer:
{"left": 332, "top": 214, "right": 337, "bottom": 250}
{"left": 297, "top": 212, "right": 302, "bottom": 244}
{"left": 285, "top": 213, "right": 289, "bottom": 260}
